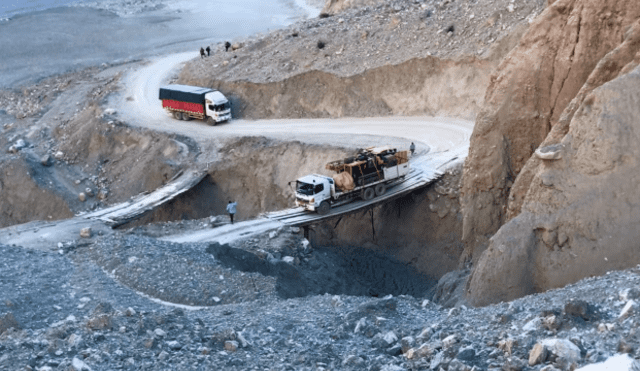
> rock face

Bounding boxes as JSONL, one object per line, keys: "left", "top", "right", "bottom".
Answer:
{"left": 460, "top": 0, "right": 640, "bottom": 257}
{"left": 468, "top": 66, "right": 640, "bottom": 305}
{"left": 459, "top": 0, "right": 640, "bottom": 305}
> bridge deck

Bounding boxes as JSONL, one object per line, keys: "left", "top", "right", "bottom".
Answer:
{"left": 81, "top": 169, "right": 207, "bottom": 227}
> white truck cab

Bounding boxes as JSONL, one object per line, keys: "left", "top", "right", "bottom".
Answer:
{"left": 204, "top": 91, "right": 231, "bottom": 123}
{"left": 295, "top": 174, "right": 334, "bottom": 213}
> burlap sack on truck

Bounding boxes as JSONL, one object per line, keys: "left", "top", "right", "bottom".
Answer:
{"left": 333, "top": 172, "right": 355, "bottom": 191}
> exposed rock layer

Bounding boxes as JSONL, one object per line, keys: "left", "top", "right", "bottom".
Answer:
{"left": 468, "top": 66, "right": 640, "bottom": 306}
{"left": 461, "top": 0, "right": 640, "bottom": 259}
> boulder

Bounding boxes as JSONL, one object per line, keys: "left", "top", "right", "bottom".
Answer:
{"left": 528, "top": 342, "right": 548, "bottom": 366}
{"left": 0, "top": 312, "right": 19, "bottom": 334}
{"left": 41, "top": 154, "right": 53, "bottom": 167}
{"left": 224, "top": 340, "right": 239, "bottom": 352}
{"left": 80, "top": 227, "right": 92, "bottom": 238}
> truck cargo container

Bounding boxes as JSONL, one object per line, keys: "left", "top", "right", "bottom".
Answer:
{"left": 159, "top": 84, "right": 231, "bottom": 125}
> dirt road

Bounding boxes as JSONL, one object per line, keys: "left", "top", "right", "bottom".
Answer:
{"left": 114, "top": 53, "right": 474, "bottom": 161}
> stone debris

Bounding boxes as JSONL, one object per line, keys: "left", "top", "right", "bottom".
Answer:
{"left": 80, "top": 227, "right": 92, "bottom": 238}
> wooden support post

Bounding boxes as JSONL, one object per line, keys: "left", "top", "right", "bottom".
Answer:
{"left": 304, "top": 226, "right": 310, "bottom": 240}
{"left": 370, "top": 208, "right": 375, "bottom": 241}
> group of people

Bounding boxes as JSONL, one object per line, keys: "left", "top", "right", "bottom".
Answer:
{"left": 199, "top": 41, "right": 233, "bottom": 58}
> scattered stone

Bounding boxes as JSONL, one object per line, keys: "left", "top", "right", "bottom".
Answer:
{"left": 528, "top": 342, "right": 548, "bottom": 366}
{"left": 71, "top": 357, "right": 91, "bottom": 371}
{"left": 443, "top": 334, "right": 457, "bottom": 348}
{"left": 224, "top": 340, "right": 239, "bottom": 352}
{"left": 282, "top": 256, "right": 295, "bottom": 264}
{"left": 619, "top": 300, "right": 636, "bottom": 320}
{"left": 80, "top": 227, "right": 92, "bottom": 238}
{"left": 154, "top": 328, "right": 166, "bottom": 338}
{"left": 564, "top": 300, "right": 595, "bottom": 321}
{"left": 41, "top": 154, "right": 53, "bottom": 166}
{"left": 0, "top": 312, "right": 19, "bottom": 334}
{"left": 456, "top": 346, "right": 475, "bottom": 361}
{"left": 167, "top": 340, "right": 182, "bottom": 350}
{"left": 54, "top": 151, "right": 64, "bottom": 160}
{"left": 125, "top": 307, "right": 136, "bottom": 316}
{"left": 78, "top": 192, "right": 86, "bottom": 202}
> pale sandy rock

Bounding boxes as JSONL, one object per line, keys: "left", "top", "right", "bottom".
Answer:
{"left": 468, "top": 66, "right": 640, "bottom": 306}
{"left": 80, "top": 227, "right": 92, "bottom": 238}
{"left": 78, "top": 192, "right": 86, "bottom": 202}
{"left": 224, "top": 340, "right": 239, "bottom": 352}
{"left": 529, "top": 342, "right": 548, "bottom": 366}
{"left": 461, "top": 0, "right": 640, "bottom": 273}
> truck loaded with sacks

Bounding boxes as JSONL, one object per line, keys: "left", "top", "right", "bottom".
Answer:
{"left": 159, "top": 84, "right": 231, "bottom": 125}
{"left": 294, "top": 146, "right": 410, "bottom": 215}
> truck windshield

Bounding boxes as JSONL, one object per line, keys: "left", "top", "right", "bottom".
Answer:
{"left": 296, "top": 181, "right": 314, "bottom": 196}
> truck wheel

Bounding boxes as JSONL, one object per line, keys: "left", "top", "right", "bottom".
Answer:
{"left": 207, "top": 117, "right": 217, "bottom": 126}
{"left": 317, "top": 201, "right": 330, "bottom": 215}
{"left": 173, "top": 111, "right": 181, "bottom": 120}
{"left": 362, "top": 187, "right": 375, "bottom": 201}
{"left": 375, "top": 183, "right": 387, "bottom": 196}
{"left": 181, "top": 114, "right": 191, "bottom": 121}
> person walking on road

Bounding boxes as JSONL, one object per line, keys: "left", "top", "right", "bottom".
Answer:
{"left": 206, "top": 46, "right": 211, "bottom": 56}
{"left": 225, "top": 41, "right": 231, "bottom": 52}
{"left": 226, "top": 200, "right": 237, "bottom": 224}
{"left": 200, "top": 47, "right": 205, "bottom": 58}
{"left": 410, "top": 142, "right": 416, "bottom": 155}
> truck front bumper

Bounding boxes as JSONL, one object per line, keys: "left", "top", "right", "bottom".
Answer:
{"left": 296, "top": 199, "right": 316, "bottom": 211}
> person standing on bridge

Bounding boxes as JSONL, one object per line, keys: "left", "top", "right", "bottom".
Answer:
{"left": 410, "top": 142, "right": 416, "bottom": 155}
{"left": 226, "top": 200, "right": 237, "bottom": 224}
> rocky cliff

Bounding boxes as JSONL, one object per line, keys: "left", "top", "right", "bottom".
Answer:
{"left": 461, "top": 0, "right": 640, "bottom": 305}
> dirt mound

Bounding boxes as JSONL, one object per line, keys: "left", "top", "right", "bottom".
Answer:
{"left": 460, "top": 0, "right": 640, "bottom": 258}
{"left": 460, "top": 0, "right": 640, "bottom": 305}
{"left": 182, "top": 56, "right": 494, "bottom": 120}
{"left": 0, "top": 158, "right": 74, "bottom": 227}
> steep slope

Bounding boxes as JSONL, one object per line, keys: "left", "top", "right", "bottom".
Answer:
{"left": 460, "top": 0, "right": 640, "bottom": 305}
{"left": 460, "top": 0, "right": 640, "bottom": 257}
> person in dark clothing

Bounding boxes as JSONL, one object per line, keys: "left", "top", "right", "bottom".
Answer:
{"left": 200, "top": 47, "right": 205, "bottom": 58}
{"left": 206, "top": 46, "right": 211, "bottom": 56}
{"left": 410, "top": 142, "right": 416, "bottom": 155}
{"left": 226, "top": 200, "right": 237, "bottom": 224}
{"left": 224, "top": 41, "right": 231, "bottom": 52}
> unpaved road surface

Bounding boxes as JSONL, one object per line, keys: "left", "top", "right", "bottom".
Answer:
{"left": 114, "top": 53, "right": 474, "bottom": 160}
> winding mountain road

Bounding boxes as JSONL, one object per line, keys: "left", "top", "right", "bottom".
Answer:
{"left": 114, "top": 52, "right": 474, "bottom": 165}
{"left": 108, "top": 52, "right": 475, "bottom": 243}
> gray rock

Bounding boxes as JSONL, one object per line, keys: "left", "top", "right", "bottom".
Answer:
{"left": 224, "top": 340, "right": 238, "bottom": 352}
{"left": 166, "top": 340, "right": 182, "bottom": 350}
{"left": 41, "top": 154, "right": 53, "bottom": 166}
{"left": 0, "top": 312, "right": 19, "bottom": 334}
{"left": 456, "top": 346, "right": 476, "bottom": 361}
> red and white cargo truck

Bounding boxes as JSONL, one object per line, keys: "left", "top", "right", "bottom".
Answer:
{"left": 159, "top": 84, "right": 231, "bottom": 125}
